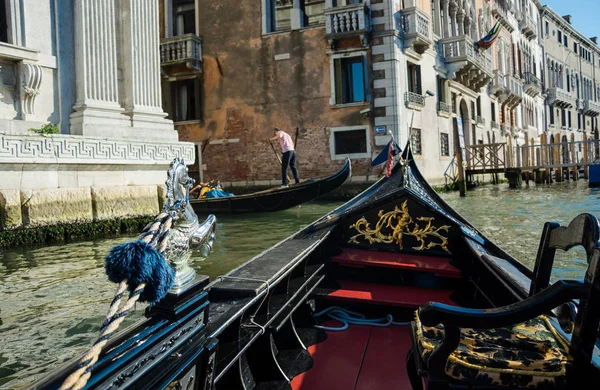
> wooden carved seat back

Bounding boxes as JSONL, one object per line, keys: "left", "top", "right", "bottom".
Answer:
{"left": 407, "top": 213, "right": 600, "bottom": 389}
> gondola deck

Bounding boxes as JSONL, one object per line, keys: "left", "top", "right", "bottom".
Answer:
{"left": 34, "top": 148, "right": 600, "bottom": 390}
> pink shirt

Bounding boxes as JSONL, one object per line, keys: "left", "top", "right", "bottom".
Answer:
{"left": 277, "top": 131, "right": 295, "bottom": 153}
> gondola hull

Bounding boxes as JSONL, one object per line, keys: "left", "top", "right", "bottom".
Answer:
{"left": 34, "top": 149, "right": 600, "bottom": 390}
{"left": 190, "top": 158, "right": 351, "bottom": 214}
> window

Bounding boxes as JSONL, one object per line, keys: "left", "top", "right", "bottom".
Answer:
{"left": 471, "top": 101, "right": 475, "bottom": 120}
{"left": 437, "top": 77, "right": 446, "bottom": 102}
{"left": 557, "top": 30, "right": 562, "bottom": 44}
{"left": 169, "top": 78, "right": 201, "bottom": 122}
{"left": 491, "top": 102, "right": 496, "bottom": 122}
{"left": 411, "top": 128, "right": 422, "bottom": 155}
{"left": 451, "top": 92, "right": 457, "bottom": 113}
{"left": 545, "top": 22, "right": 549, "bottom": 36}
{"left": 568, "top": 111, "right": 572, "bottom": 128}
{"left": 173, "top": 0, "right": 196, "bottom": 35}
{"left": 578, "top": 113, "right": 581, "bottom": 129}
{"left": 574, "top": 42, "right": 578, "bottom": 52}
{"left": 440, "top": 133, "right": 449, "bottom": 156}
{"left": 0, "top": 0, "right": 7, "bottom": 43}
{"left": 303, "top": 0, "right": 326, "bottom": 26}
{"left": 407, "top": 63, "right": 422, "bottom": 94}
{"left": 561, "top": 108, "right": 566, "bottom": 127}
{"left": 329, "top": 126, "right": 370, "bottom": 159}
{"left": 564, "top": 35, "right": 568, "bottom": 47}
{"left": 476, "top": 96, "right": 481, "bottom": 116}
{"left": 266, "top": 0, "right": 326, "bottom": 32}
{"left": 549, "top": 107, "right": 554, "bottom": 124}
{"left": 333, "top": 55, "right": 366, "bottom": 104}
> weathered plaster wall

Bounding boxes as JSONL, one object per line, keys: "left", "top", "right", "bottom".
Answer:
{"left": 173, "top": 0, "right": 375, "bottom": 184}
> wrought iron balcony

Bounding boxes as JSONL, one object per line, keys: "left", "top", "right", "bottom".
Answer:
{"left": 490, "top": 70, "right": 508, "bottom": 96}
{"left": 491, "top": 0, "right": 517, "bottom": 32}
{"left": 548, "top": 87, "right": 574, "bottom": 108}
{"left": 400, "top": 7, "right": 431, "bottom": 55}
{"left": 405, "top": 91, "right": 425, "bottom": 110}
{"left": 519, "top": 12, "right": 537, "bottom": 40}
{"left": 325, "top": 2, "right": 370, "bottom": 47}
{"left": 160, "top": 34, "right": 202, "bottom": 72}
{"left": 437, "top": 101, "right": 451, "bottom": 116}
{"left": 523, "top": 72, "right": 541, "bottom": 97}
{"left": 440, "top": 35, "right": 493, "bottom": 91}
{"left": 584, "top": 100, "right": 600, "bottom": 117}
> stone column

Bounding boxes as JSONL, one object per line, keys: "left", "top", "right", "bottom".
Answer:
{"left": 456, "top": 10, "right": 465, "bottom": 36}
{"left": 70, "top": 0, "right": 130, "bottom": 136}
{"left": 449, "top": 4, "right": 457, "bottom": 37}
{"left": 120, "top": 0, "right": 174, "bottom": 136}
{"left": 441, "top": 0, "right": 450, "bottom": 38}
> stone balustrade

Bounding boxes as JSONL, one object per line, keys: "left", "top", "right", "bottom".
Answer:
{"left": 507, "top": 75, "right": 523, "bottom": 97}
{"left": 401, "top": 7, "right": 431, "bottom": 54}
{"left": 160, "top": 34, "right": 203, "bottom": 71}
{"left": 492, "top": 0, "right": 516, "bottom": 32}
{"left": 519, "top": 12, "right": 537, "bottom": 39}
{"left": 325, "top": 3, "right": 370, "bottom": 37}
{"left": 523, "top": 72, "right": 541, "bottom": 96}
{"left": 548, "top": 87, "right": 574, "bottom": 108}
{"left": 584, "top": 100, "right": 600, "bottom": 116}
{"left": 441, "top": 35, "right": 493, "bottom": 90}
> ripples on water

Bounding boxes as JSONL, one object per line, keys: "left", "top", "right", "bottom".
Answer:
{"left": 1, "top": 181, "right": 599, "bottom": 388}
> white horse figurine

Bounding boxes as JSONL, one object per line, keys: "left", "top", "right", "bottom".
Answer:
{"left": 163, "top": 158, "right": 216, "bottom": 290}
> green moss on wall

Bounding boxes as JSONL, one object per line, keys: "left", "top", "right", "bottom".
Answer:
{"left": 0, "top": 216, "right": 154, "bottom": 248}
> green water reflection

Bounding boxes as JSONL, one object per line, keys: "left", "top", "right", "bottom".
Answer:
{"left": 1, "top": 181, "right": 599, "bottom": 388}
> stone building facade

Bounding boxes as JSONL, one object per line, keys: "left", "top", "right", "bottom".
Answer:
{"left": 162, "top": 0, "right": 566, "bottom": 187}
{"left": 0, "top": 0, "right": 193, "bottom": 231}
{"left": 539, "top": 5, "right": 600, "bottom": 156}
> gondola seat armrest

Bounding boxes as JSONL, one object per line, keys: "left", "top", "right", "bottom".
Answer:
{"left": 419, "top": 279, "right": 587, "bottom": 330}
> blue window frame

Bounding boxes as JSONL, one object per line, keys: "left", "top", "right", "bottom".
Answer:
{"left": 335, "top": 56, "right": 367, "bottom": 104}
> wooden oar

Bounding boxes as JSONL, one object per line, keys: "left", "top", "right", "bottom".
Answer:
{"left": 269, "top": 140, "right": 290, "bottom": 183}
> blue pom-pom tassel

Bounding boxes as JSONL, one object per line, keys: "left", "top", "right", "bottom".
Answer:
{"left": 105, "top": 240, "right": 174, "bottom": 305}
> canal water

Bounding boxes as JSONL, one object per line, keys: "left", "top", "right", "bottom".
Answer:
{"left": 1, "top": 181, "right": 599, "bottom": 389}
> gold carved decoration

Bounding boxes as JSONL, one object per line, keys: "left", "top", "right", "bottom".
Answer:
{"left": 348, "top": 200, "right": 451, "bottom": 253}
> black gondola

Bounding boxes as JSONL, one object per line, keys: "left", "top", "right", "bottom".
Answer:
{"left": 35, "top": 148, "right": 600, "bottom": 390}
{"left": 190, "top": 158, "right": 352, "bottom": 214}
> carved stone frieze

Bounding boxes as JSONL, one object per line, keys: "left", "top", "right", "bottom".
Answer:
{"left": 0, "top": 133, "right": 195, "bottom": 165}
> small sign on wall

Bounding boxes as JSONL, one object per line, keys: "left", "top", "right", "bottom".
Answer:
{"left": 374, "top": 126, "right": 386, "bottom": 134}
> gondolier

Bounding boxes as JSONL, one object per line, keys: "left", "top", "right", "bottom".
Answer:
{"left": 269, "top": 127, "right": 300, "bottom": 188}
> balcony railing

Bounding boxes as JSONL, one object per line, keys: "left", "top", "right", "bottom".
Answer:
{"left": 160, "top": 34, "right": 202, "bottom": 71}
{"left": 437, "top": 101, "right": 451, "bottom": 116}
{"left": 548, "top": 87, "right": 574, "bottom": 108}
{"left": 491, "top": 0, "right": 516, "bottom": 32}
{"left": 584, "top": 100, "right": 600, "bottom": 116}
{"left": 325, "top": 3, "right": 370, "bottom": 40}
{"left": 519, "top": 12, "right": 537, "bottom": 39}
{"left": 501, "top": 123, "right": 512, "bottom": 136}
{"left": 405, "top": 91, "right": 425, "bottom": 109}
{"left": 491, "top": 121, "right": 499, "bottom": 130}
{"left": 523, "top": 72, "right": 541, "bottom": 96}
{"left": 476, "top": 116, "right": 485, "bottom": 126}
{"left": 491, "top": 70, "right": 507, "bottom": 96}
{"left": 441, "top": 36, "right": 493, "bottom": 73}
{"left": 401, "top": 7, "right": 431, "bottom": 54}
{"left": 507, "top": 75, "right": 523, "bottom": 97}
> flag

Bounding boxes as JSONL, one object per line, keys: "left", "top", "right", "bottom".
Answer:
{"left": 371, "top": 140, "right": 401, "bottom": 167}
{"left": 385, "top": 140, "right": 395, "bottom": 177}
{"left": 475, "top": 22, "right": 501, "bottom": 50}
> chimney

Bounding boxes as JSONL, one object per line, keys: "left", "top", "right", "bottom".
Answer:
{"left": 591, "top": 37, "right": 598, "bottom": 45}
{"left": 562, "top": 15, "right": 572, "bottom": 24}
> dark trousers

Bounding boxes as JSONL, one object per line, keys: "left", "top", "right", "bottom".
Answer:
{"left": 282, "top": 150, "right": 300, "bottom": 185}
